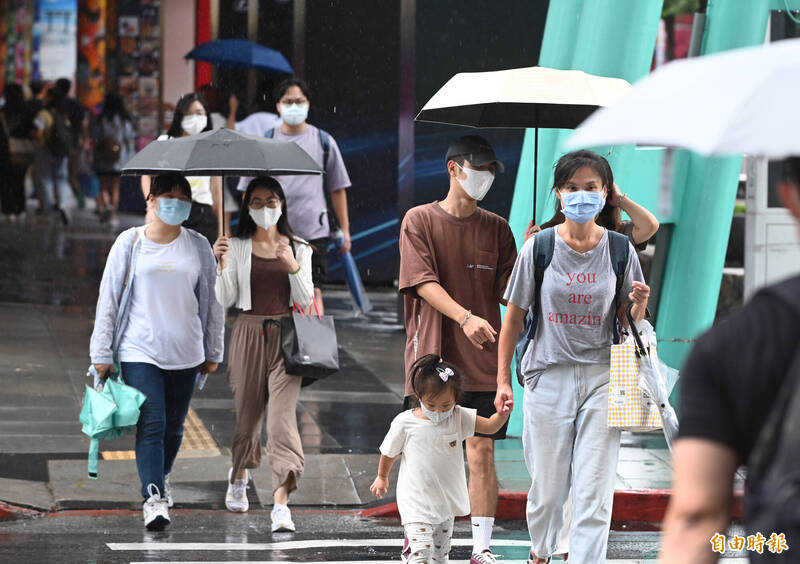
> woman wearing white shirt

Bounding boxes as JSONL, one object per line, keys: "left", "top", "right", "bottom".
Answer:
{"left": 213, "top": 176, "right": 314, "bottom": 533}
{"left": 90, "top": 173, "right": 224, "bottom": 531}
{"left": 140, "top": 93, "right": 223, "bottom": 245}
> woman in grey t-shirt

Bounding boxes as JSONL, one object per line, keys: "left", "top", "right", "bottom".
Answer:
{"left": 495, "top": 150, "right": 651, "bottom": 564}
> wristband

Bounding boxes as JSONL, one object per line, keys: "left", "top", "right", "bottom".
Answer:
{"left": 459, "top": 310, "right": 472, "bottom": 328}
{"left": 289, "top": 265, "right": 301, "bottom": 275}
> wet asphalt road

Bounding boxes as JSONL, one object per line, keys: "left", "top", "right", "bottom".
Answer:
{"left": 0, "top": 511, "right": 677, "bottom": 563}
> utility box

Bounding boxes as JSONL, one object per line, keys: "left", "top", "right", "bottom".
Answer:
{"left": 744, "top": 157, "right": 800, "bottom": 300}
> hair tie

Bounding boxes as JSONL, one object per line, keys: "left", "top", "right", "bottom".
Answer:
{"left": 435, "top": 366, "right": 454, "bottom": 382}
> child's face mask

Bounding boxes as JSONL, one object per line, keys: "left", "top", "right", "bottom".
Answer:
{"left": 420, "top": 402, "right": 454, "bottom": 425}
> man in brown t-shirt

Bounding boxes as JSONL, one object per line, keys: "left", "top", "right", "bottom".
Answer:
{"left": 398, "top": 135, "right": 517, "bottom": 563}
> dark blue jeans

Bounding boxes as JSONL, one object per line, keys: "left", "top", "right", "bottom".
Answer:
{"left": 121, "top": 362, "right": 198, "bottom": 500}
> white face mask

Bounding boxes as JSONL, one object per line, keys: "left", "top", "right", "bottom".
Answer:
{"left": 420, "top": 402, "right": 454, "bottom": 425}
{"left": 455, "top": 163, "right": 495, "bottom": 201}
{"left": 181, "top": 114, "right": 207, "bottom": 135}
{"left": 280, "top": 103, "right": 309, "bottom": 126}
{"left": 249, "top": 206, "right": 282, "bottom": 229}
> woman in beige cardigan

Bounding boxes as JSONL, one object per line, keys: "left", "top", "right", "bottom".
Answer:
{"left": 213, "top": 176, "right": 313, "bottom": 533}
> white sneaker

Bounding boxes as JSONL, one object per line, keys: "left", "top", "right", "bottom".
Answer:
{"left": 270, "top": 503, "right": 296, "bottom": 533}
{"left": 225, "top": 468, "right": 249, "bottom": 513}
{"left": 163, "top": 474, "right": 173, "bottom": 508}
{"left": 471, "top": 550, "right": 501, "bottom": 564}
{"left": 142, "top": 484, "right": 170, "bottom": 531}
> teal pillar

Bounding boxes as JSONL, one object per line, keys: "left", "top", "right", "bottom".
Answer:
{"left": 506, "top": 0, "right": 663, "bottom": 437}
{"left": 655, "top": 0, "right": 771, "bottom": 375}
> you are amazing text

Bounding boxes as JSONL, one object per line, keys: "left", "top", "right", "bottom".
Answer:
{"left": 546, "top": 271, "right": 604, "bottom": 327}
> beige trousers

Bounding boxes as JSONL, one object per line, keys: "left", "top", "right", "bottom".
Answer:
{"left": 228, "top": 314, "right": 304, "bottom": 493}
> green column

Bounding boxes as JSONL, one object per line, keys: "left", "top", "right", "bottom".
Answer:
{"left": 506, "top": 0, "right": 663, "bottom": 437}
{"left": 655, "top": 0, "right": 771, "bottom": 375}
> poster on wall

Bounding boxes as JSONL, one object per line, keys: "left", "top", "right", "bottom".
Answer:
{"left": 34, "top": 0, "right": 78, "bottom": 81}
{"left": 116, "top": 0, "right": 160, "bottom": 147}
{"left": 77, "top": 0, "right": 105, "bottom": 112}
{"left": 4, "top": 0, "right": 35, "bottom": 87}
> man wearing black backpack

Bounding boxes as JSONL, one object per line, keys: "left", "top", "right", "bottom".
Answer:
{"left": 661, "top": 157, "right": 800, "bottom": 562}
{"left": 32, "top": 86, "right": 76, "bottom": 224}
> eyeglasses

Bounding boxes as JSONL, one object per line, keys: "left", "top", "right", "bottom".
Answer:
{"left": 279, "top": 98, "right": 308, "bottom": 106}
{"left": 250, "top": 198, "right": 281, "bottom": 209}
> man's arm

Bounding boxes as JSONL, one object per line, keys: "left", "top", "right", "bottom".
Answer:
{"left": 659, "top": 438, "right": 738, "bottom": 564}
{"left": 416, "top": 281, "right": 496, "bottom": 350}
{"left": 494, "top": 302, "right": 526, "bottom": 414}
{"left": 330, "top": 188, "right": 351, "bottom": 253}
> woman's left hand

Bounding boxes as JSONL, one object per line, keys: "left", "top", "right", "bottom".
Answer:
{"left": 629, "top": 281, "right": 650, "bottom": 304}
{"left": 277, "top": 240, "right": 300, "bottom": 272}
{"left": 198, "top": 361, "right": 218, "bottom": 375}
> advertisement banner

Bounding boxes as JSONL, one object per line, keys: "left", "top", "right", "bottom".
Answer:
{"left": 35, "top": 0, "right": 77, "bottom": 81}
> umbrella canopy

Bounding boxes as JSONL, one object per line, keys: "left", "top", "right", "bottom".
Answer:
{"left": 415, "top": 66, "right": 632, "bottom": 129}
{"left": 565, "top": 38, "right": 800, "bottom": 157}
{"left": 121, "top": 128, "right": 323, "bottom": 177}
{"left": 79, "top": 377, "right": 146, "bottom": 478}
{"left": 415, "top": 66, "right": 631, "bottom": 219}
{"left": 185, "top": 39, "right": 293, "bottom": 74}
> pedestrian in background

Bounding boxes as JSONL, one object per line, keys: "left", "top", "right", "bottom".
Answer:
{"left": 213, "top": 176, "right": 313, "bottom": 532}
{"left": 0, "top": 83, "right": 36, "bottom": 223}
{"left": 93, "top": 92, "right": 137, "bottom": 227}
{"left": 660, "top": 158, "right": 800, "bottom": 562}
{"left": 32, "top": 86, "right": 77, "bottom": 224}
{"left": 237, "top": 77, "right": 352, "bottom": 314}
{"left": 89, "top": 172, "right": 224, "bottom": 531}
{"left": 140, "top": 93, "right": 223, "bottom": 245}
{"left": 398, "top": 135, "right": 517, "bottom": 563}
{"left": 54, "top": 78, "right": 87, "bottom": 208}
{"left": 370, "top": 355, "right": 511, "bottom": 564}
{"left": 496, "top": 150, "right": 650, "bottom": 563}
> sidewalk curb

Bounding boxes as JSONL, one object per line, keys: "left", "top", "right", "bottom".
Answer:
{"left": 0, "top": 501, "right": 43, "bottom": 521}
{"left": 360, "top": 489, "right": 744, "bottom": 530}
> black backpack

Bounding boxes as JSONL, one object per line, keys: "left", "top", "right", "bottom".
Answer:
{"left": 46, "top": 108, "right": 72, "bottom": 158}
{"left": 265, "top": 127, "right": 336, "bottom": 230}
{"left": 514, "top": 227, "right": 630, "bottom": 385}
{"left": 744, "top": 276, "right": 800, "bottom": 559}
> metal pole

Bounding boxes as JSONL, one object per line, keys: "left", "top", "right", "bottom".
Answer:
{"left": 533, "top": 127, "right": 538, "bottom": 222}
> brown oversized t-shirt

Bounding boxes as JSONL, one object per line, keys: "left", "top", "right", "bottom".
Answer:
{"left": 399, "top": 202, "right": 517, "bottom": 395}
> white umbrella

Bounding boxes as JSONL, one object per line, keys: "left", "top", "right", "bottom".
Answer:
{"left": 416, "top": 66, "right": 631, "bottom": 219}
{"left": 565, "top": 38, "right": 800, "bottom": 157}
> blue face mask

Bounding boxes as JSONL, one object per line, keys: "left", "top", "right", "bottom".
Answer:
{"left": 156, "top": 198, "right": 192, "bottom": 226}
{"left": 560, "top": 190, "right": 606, "bottom": 224}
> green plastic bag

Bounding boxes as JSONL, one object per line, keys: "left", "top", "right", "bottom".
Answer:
{"left": 79, "top": 376, "right": 146, "bottom": 478}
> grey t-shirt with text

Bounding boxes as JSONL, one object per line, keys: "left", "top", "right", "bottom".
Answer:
{"left": 504, "top": 228, "right": 644, "bottom": 379}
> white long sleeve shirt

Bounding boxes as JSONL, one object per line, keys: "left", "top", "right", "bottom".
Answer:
{"left": 214, "top": 236, "right": 314, "bottom": 312}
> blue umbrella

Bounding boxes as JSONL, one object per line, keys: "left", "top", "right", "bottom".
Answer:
{"left": 185, "top": 39, "right": 293, "bottom": 74}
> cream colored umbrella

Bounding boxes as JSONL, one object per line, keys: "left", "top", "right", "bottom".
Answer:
{"left": 416, "top": 66, "right": 631, "bottom": 218}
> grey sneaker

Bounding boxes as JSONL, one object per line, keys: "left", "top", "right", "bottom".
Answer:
{"left": 471, "top": 550, "right": 500, "bottom": 564}
{"left": 142, "top": 484, "right": 170, "bottom": 531}
{"left": 225, "top": 467, "right": 249, "bottom": 513}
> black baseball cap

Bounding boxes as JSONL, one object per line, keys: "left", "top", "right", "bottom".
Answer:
{"left": 445, "top": 135, "right": 505, "bottom": 173}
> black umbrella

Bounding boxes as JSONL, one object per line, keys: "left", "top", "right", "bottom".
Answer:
{"left": 122, "top": 128, "right": 323, "bottom": 234}
{"left": 415, "top": 66, "right": 631, "bottom": 222}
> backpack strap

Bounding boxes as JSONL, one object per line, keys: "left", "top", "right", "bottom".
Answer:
{"left": 318, "top": 128, "right": 330, "bottom": 170}
{"left": 607, "top": 229, "right": 630, "bottom": 343}
{"left": 528, "top": 227, "right": 556, "bottom": 340}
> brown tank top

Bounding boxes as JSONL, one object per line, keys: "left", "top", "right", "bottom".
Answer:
{"left": 245, "top": 254, "right": 291, "bottom": 316}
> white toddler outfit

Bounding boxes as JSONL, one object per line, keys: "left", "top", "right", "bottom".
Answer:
{"left": 380, "top": 405, "right": 477, "bottom": 563}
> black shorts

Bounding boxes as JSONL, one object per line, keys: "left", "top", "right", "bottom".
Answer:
{"left": 308, "top": 237, "right": 330, "bottom": 288}
{"left": 403, "top": 390, "right": 508, "bottom": 440}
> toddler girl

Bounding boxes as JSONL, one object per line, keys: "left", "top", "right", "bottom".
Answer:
{"left": 370, "top": 354, "right": 511, "bottom": 563}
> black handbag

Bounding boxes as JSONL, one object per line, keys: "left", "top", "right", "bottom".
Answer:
{"left": 281, "top": 301, "right": 339, "bottom": 385}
